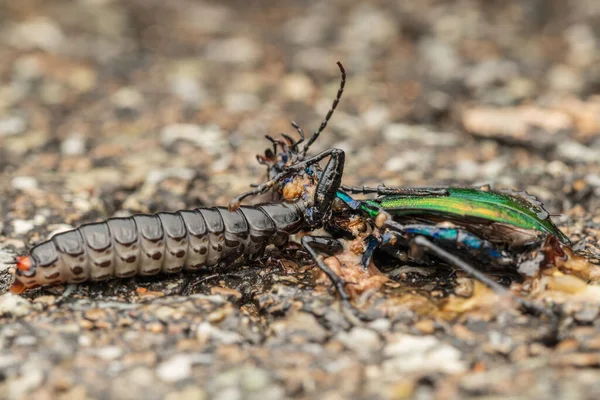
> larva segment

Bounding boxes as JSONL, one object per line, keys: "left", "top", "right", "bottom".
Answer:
{"left": 133, "top": 214, "right": 166, "bottom": 275}
{"left": 216, "top": 207, "right": 251, "bottom": 262}
{"left": 157, "top": 212, "right": 188, "bottom": 273}
{"left": 52, "top": 230, "right": 89, "bottom": 284}
{"left": 106, "top": 217, "right": 141, "bottom": 278}
{"left": 259, "top": 203, "right": 304, "bottom": 246}
{"left": 198, "top": 208, "right": 225, "bottom": 267}
{"left": 239, "top": 206, "right": 276, "bottom": 257}
{"left": 178, "top": 210, "right": 209, "bottom": 270}
{"left": 79, "top": 222, "right": 114, "bottom": 281}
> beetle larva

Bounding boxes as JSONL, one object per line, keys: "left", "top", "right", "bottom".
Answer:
{"left": 12, "top": 204, "right": 304, "bottom": 293}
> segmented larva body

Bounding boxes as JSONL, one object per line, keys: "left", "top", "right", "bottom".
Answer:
{"left": 12, "top": 203, "right": 305, "bottom": 293}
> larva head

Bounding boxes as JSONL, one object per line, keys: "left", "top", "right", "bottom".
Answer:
{"left": 10, "top": 255, "right": 38, "bottom": 294}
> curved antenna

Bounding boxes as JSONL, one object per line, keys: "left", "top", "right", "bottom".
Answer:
{"left": 301, "top": 61, "right": 346, "bottom": 157}
{"left": 290, "top": 121, "right": 305, "bottom": 151}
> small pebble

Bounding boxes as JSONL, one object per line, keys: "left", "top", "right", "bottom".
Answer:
{"left": 205, "top": 37, "right": 262, "bottom": 66}
{"left": 94, "top": 346, "right": 123, "bottom": 361}
{"left": 280, "top": 73, "right": 315, "bottom": 102}
{"left": 6, "top": 17, "right": 65, "bottom": 51}
{"left": 161, "top": 124, "right": 227, "bottom": 155}
{"left": 61, "top": 134, "right": 86, "bottom": 156}
{"left": 196, "top": 322, "right": 244, "bottom": 345}
{"left": 157, "top": 355, "right": 192, "bottom": 383}
{"left": 8, "top": 364, "right": 44, "bottom": 399}
{"left": 12, "top": 219, "right": 35, "bottom": 235}
{"left": 11, "top": 176, "right": 38, "bottom": 191}
{"left": 111, "top": 87, "right": 144, "bottom": 110}
{"left": 383, "top": 334, "right": 467, "bottom": 374}
{"left": 574, "top": 306, "right": 599, "bottom": 324}
{"left": 547, "top": 64, "right": 583, "bottom": 93}
{"left": 335, "top": 327, "right": 381, "bottom": 360}
{"left": 0, "top": 116, "right": 26, "bottom": 136}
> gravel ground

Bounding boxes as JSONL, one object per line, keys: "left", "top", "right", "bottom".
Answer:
{"left": 1, "top": 1, "right": 600, "bottom": 399}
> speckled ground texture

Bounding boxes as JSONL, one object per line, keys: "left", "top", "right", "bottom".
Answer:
{"left": 1, "top": 1, "right": 600, "bottom": 399}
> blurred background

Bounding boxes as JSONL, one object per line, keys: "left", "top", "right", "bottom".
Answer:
{"left": 1, "top": 2, "right": 600, "bottom": 399}
{"left": 1, "top": 0, "right": 599, "bottom": 252}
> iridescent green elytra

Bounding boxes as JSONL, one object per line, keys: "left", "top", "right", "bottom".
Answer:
{"left": 362, "top": 188, "right": 570, "bottom": 245}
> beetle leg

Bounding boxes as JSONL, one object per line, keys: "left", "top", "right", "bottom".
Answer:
{"left": 54, "top": 283, "right": 78, "bottom": 305}
{"left": 409, "top": 235, "right": 556, "bottom": 319}
{"left": 300, "top": 236, "right": 347, "bottom": 299}
{"left": 396, "top": 224, "right": 514, "bottom": 267}
{"left": 370, "top": 214, "right": 557, "bottom": 319}
{"left": 300, "top": 235, "right": 367, "bottom": 323}
{"left": 290, "top": 121, "right": 305, "bottom": 150}
{"left": 360, "top": 235, "right": 381, "bottom": 270}
{"left": 340, "top": 184, "right": 449, "bottom": 197}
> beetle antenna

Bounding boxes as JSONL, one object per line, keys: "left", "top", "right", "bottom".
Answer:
{"left": 265, "top": 135, "right": 278, "bottom": 156}
{"left": 290, "top": 121, "right": 305, "bottom": 151}
{"left": 302, "top": 61, "right": 346, "bottom": 157}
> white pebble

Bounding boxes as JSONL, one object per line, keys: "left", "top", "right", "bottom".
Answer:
{"left": 196, "top": 322, "right": 243, "bottom": 345}
{"left": 111, "top": 87, "right": 144, "bottom": 110}
{"left": 557, "top": 141, "right": 598, "bottom": 163}
{"left": 205, "top": 37, "right": 262, "bottom": 67}
{"left": 94, "top": 346, "right": 123, "bottom": 361}
{"left": 8, "top": 364, "right": 44, "bottom": 399}
{"left": 61, "top": 134, "right": 86, "bottom": 156}
{"left": 169, "top": 75, "right": 206, "bottom": 106}
{"left": 383, "top": 334, "right": 466, "bottom": 375}
{"left": 362, "top": 105, "right": 390, "bottom": 131}
{"left": 0, "top": 293, "right": 32, "bottom": 318}
{"left": 6, "top": 17, "right": 65, "bottom": 51}
{"left": 224, "top": 92, "right": 260, "bottom": 112}
{"left": 335, "top": 327, "right": 381, "bottom": 360}
{"left": 383, "top": 123, "right": 458, "bottom": 146}
{"left": 146, "top": 167, "right": 195, "bottom": 185}
{"left": 547, "top": 64, "right": 583, "bottom": 93}
{"left": 419, "top": 38, "right": 462, "bottom": 83}
{"left": 385, "top": 151, "right": 433, "bottom": 172}
{"left": 585, "top": 174, "right": 600, "bottom": 187}
{"left": 157, "top": 355, "right": 192, "bottom": 383}
{"left": 0, "top": 116, "right": 26, "bottom": 137}
{"left": 11, "top": 176, "right": 38, "bottom": 191}
{"left": 12, "top": 220, "right": 35, "bottom": 235}
{"left": 280, "top": 74, "right": 315, "bottom": 102}
{"left": 161, "top": 124, "right": 227, "bottom": 155}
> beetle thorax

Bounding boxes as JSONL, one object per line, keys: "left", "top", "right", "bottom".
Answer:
{"left": 282, "top": 172, "right": 317, "bottom": 206}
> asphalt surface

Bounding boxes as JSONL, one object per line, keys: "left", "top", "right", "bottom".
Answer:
{"left": 1, "top": 1, "right": 599, "bottom": 399}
